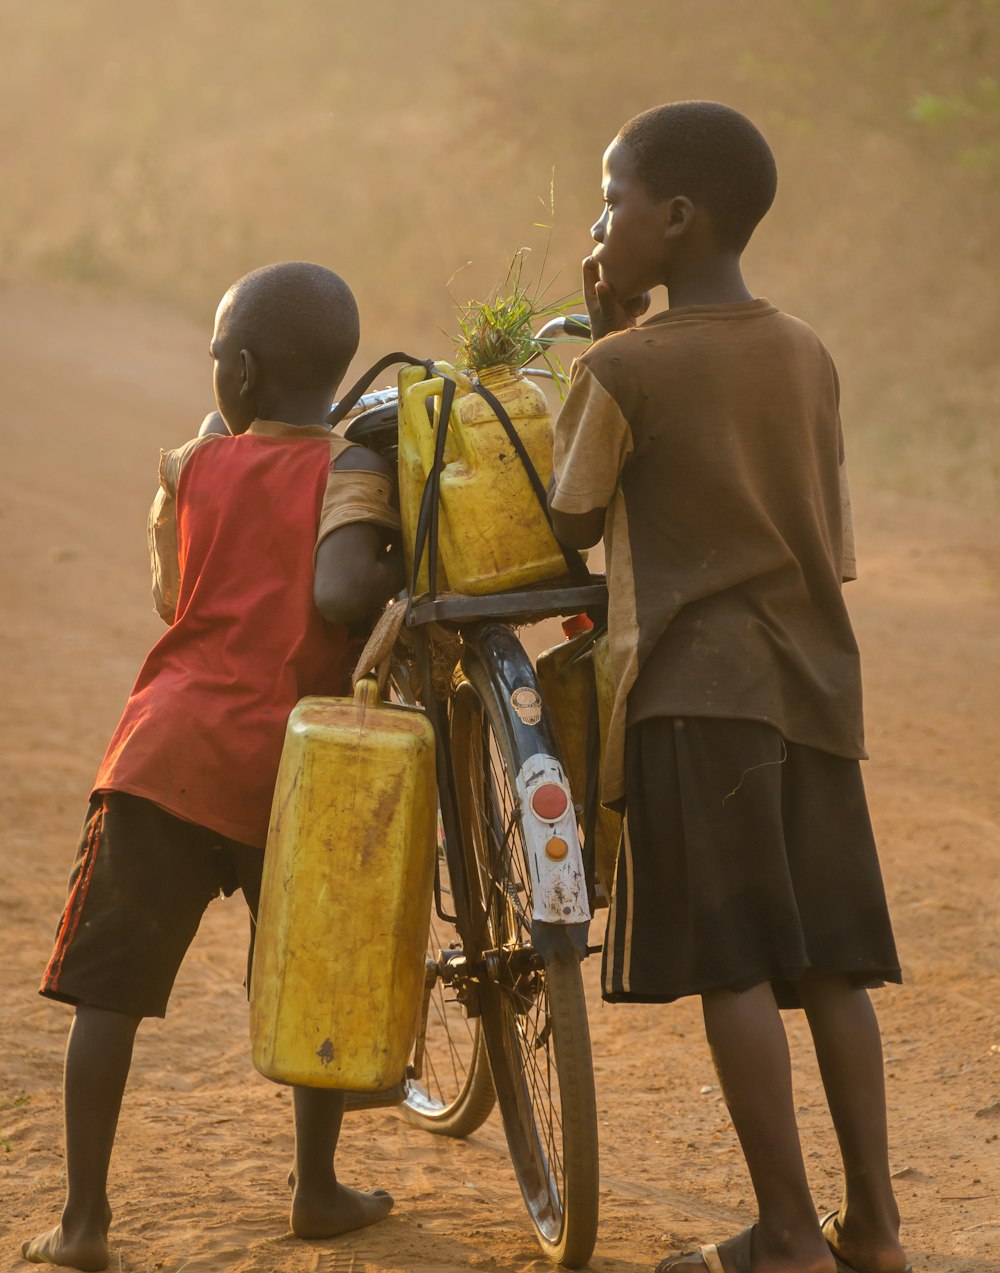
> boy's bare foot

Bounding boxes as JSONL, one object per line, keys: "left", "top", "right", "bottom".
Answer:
{"left": 21, "top": 1221, "right": 109, "bottom": 1272}
{"left": 290, "top": 1180, "right": 394, "bottom": 1239}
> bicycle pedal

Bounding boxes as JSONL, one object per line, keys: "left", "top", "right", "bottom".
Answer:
{"left": 586, "top": 943, "right": 604, "bottom": 955}
{"left": 342, "top": 1080, "right": 407, "bottom": 1111}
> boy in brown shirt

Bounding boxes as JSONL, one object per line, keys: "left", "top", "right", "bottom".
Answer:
{"left": 550, "top": 103, "right": 908, "bottom": 1273}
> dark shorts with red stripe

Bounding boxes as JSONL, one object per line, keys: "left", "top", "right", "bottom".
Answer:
{"left": 41, "top": 791, "right": 264, "bottom": 1019}
{"left": 601, "top": 716, "right": 902, "bottom": 1008}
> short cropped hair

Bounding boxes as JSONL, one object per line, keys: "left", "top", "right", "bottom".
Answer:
{"left": 617, "top": 102, "right": 777, "bottom": 251}
{"left": 221, "top": 261, "right": 360, "bottom": 392}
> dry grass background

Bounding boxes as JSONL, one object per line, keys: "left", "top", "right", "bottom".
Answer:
{"left": 1, "top": 0, "right": 997, "bottom": 507}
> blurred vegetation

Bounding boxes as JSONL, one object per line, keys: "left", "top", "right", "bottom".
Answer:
{"left": 1, "top": 0, "right": 997, "bottom": 508}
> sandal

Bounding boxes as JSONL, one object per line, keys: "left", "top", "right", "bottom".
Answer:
{"left": 655, "top": 1225, "right": 755, "bottom": 1273}
{"left": 820, "top": 1211, "right": 912, "bottom": 1273}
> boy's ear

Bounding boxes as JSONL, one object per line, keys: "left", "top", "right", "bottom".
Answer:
{"left": 664, "top": 195, "right": 695, "bottom": 240}
{"left": 239, "top": 348, "right": 258, "bottom": 398}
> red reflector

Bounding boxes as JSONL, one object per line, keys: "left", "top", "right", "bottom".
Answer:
{"left": 530, "top": 782, "right": 569, "bottom": 821}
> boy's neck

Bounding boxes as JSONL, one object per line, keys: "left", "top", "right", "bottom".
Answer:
{"left": 664, "top": 254, "right": 754, "bottom": 310}
{"left": 254, "top": 389, "right": 336, "bottom": 428}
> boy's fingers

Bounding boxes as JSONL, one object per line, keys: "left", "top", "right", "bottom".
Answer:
{"left": 582, "top": 256, "right": 601, "bottom": 307}
{"left": 596, "top": 281, "right": 620, "bottom": 318}
{"left": 625, "top": 292, "right": 652, "bottom": 319}
{"left": 583, "top": 257, "right": 640, "bottom": 340}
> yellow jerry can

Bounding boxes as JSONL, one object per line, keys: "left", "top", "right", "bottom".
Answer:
{"left": 399, "top": 363, "right": 566, "bottom": 596}
{"left": 250, "top": 677, "right": 437, "bottom": 1091}
{"left": 536, "top": 622, "right": 622, "bottom": 902}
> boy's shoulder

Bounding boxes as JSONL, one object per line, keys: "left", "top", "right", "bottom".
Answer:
{"left": 332, "top": 439, "right": 393, "bottom": 479}
{"left": 579, "top": 303, "right": 834, "bottom": 393}
{"left": 159, "top": 432, "right": 224, "bottom": 494}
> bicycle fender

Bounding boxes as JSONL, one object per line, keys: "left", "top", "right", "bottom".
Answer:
{"left": 461, "top": 621, "right": 592, "bottom": 928}
{"left": 515, "top": 753, "right": 592, "bottom": 926}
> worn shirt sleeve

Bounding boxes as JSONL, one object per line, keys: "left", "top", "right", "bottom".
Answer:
{"left": 829, "top": 360, "right": 857, "bottom": 584}
{"left": 551, "top": 359, "right": 634, "bottom": 515}
{"left": 839, "top": 456, "right": 857, "bottom": 583}
{"left": 148, "top": 434, "right": 220, "bottom": 624}
{"left": 315, "top": 439, "right": 401, "bottom": 558}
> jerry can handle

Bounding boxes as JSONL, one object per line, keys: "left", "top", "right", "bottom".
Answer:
{"left": 401, "top": 377, "right": 448, "bottom": 475}
{"left": 400, "top": 365, "right": 474, "bottom": 472}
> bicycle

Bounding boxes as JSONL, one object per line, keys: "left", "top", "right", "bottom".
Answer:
{"left": 332, "top": 318, "right": 607, "bottom": 1267}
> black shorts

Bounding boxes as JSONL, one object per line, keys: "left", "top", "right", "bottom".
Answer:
{"left": 601, "top": 716, "right": 902, "bottom": 1008}
{"left": 41, "top": 791, "right": 264, "bottom": 1019}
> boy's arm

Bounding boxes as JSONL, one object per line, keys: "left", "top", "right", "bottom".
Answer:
{"left": 313, "top": 445, "right": 403, "bottom": 629}
{"left": 547, "top": 482, "right": 606, "bottom": 550}
{"left": 149, "top": 451, "right": 181, "bottom": 624}
{"left": 148, "top": 435, "right": 223, "bottom": 624}
{"left": 198, "top": 410, "right": 231, "bottom": 437}
{"left": 548, "top": 357, "right": 633, "bottom": 550}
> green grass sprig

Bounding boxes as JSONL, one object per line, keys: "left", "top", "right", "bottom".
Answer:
{"left": 452, "top": 193, "right": 581, "bottom": 386}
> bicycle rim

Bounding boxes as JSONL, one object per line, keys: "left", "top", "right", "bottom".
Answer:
{"left": 452, "top": 669, "right": 599, "bottom": 1267}
{"left": 388, "top": 666, "right": 495, "bottom": 1138}
{"left": 400, "top": 834, "right": 496, "bottom": 1136}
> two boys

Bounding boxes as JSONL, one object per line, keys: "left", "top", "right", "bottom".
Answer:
{"left": 25, "top": 105, "right": 908, "bottom": 1273}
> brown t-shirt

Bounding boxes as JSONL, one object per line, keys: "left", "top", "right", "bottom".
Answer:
{"left": 552, "top": 299, "right": 863, "bottom": 806}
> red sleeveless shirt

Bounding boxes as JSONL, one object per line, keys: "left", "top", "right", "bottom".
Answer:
{"left": 94, "top": 426, "right": 358, "bottom": 847}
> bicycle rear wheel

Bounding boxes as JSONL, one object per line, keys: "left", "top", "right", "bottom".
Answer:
{"left": 399, "top": 830, "right": 496, "bottom": 1136}
{"left": 387, "top": 663, "right": 495, "bottom": 1138}
{"left": 452, "top": 639, "right": 599, "bottom": 1268}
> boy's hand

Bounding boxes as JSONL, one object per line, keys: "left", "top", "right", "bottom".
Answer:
{"left": 583, "top": 257, "right": 650, "bottom": 340}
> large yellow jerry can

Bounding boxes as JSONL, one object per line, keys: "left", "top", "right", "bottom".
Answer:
{"left": 399, "top": 363, "right": 566, "bottom": 595}
{"left": 536, "top": 625, "right": 622, "bottom": 901}
{"left": 250, "top": 678, "right": 437, "bottom": 1091}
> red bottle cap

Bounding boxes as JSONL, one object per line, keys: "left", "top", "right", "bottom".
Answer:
{"left": 562, "top": 613, "right": 594, "bottom": 639}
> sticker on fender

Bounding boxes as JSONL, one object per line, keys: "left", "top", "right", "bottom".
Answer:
{"left": 510, "top": 686, "right": 542, "bottom": 725}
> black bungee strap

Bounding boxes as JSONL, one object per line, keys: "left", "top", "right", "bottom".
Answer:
{"left": 327, "top": 352, "right": 434, "bottom": 429}
{"left": 406, "top": 374, "right": 456, "bottom": 622}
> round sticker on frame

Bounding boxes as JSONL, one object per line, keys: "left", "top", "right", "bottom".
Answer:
{"left": 510, "top": 686, "right": 542, "bottom": 726}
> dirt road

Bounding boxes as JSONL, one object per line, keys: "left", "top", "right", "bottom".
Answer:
{"left": 1, "top": 283, "right": 997, "bottom": 1272}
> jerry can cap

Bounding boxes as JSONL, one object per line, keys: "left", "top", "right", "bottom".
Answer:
{"left": 562, "top": 613, "right": 594, "bottom": 639}
{"left": 353, "top": 676, "right": 381, "bottom": 708}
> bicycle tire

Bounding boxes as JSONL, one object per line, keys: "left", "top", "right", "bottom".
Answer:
{"left": 398, "top": 834, "right": 496, "bottom": 1137}
{"left": 387, "top": 665, "right": 495, "bottom": 1138}
{"left": 451, "top": 654, "right": 599, "bottom": 1268}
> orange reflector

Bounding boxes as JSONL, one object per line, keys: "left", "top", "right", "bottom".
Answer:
{"left": 530, "top": 782, "right": 569, "bottom": 821}
{"left": 545, "top": 836, "right": 569, "bottom": 861}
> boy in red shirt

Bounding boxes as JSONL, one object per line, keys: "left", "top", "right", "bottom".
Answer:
{"left": 24, "top": 262, "right": 401, "bottom": 1270}
{"left": 551, "top": 105, "right": 908, "bottom": 1273}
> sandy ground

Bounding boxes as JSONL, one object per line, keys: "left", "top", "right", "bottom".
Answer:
{"left": 0, "top": 282, "right": 997, "bottom": 1273}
